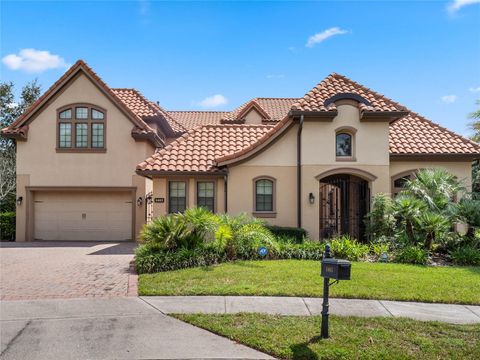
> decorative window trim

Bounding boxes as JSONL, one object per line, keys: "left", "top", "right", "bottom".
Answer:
{"left": 167, "top": 179, "right": 189, "bottom": 214}
{"left": 391, "top": 169, "right": 420, "bottom": 196}
{"left": 195, "top": 180, "right": 216, "bottom": 213}
{"left": 335, "top": 126, "right": 356, "bottom": 162}
{"left": 252, "top": 176, "right": 277, "bottom": 218}
{"left": 56, "top": 103, "right": 107, "bottom": 153}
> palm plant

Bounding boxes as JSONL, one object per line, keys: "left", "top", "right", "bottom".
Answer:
{"left": 419, "top": 212, "right": 450, "bottom": 250}
{"left": 405, "top": 168, "right": 463, "bottom": 213}
{"left": 456, "top": 198, "right": 480, "bottom": 238}
{"left": 393, "top": 193, "right": 426, "bottom": 245}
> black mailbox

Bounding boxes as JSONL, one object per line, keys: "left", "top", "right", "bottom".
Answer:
{"left": 321, "top": 258, "right": 351, "bottom": 280}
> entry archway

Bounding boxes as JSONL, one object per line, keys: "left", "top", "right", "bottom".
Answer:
{"left": 318, "top": 173, "right": 370, "bottom": 241}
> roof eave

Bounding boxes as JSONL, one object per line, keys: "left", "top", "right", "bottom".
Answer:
{"left": 361, "top": 111, "right": 409, "bottom": 122}
{"left": 390, "top": 153, "right": 480, "bottom": 161}
{"left": 288, "top": 110, "right": 338, "bottom": 119}
{"left": 135, "top": 169, "right": 227, "bottom": 177}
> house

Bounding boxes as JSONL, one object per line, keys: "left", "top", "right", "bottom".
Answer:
{"left": 3, "top": 60, "right": 479, "bottom": 242}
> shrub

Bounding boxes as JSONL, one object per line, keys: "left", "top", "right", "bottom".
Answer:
{"left": 135, "top": 244, "right": 225, "bottom": 274}
{"left": 365, "top": 193, "right": 396, "bottom": 240}
{"left": 329, "top": 235, "right": 370, "bottom": 261}
{"left": 450, "top": 245, "right": 480, "bottom": 266}
{"left": 277, "top": 241, "right": 325, "bottom": 260}
{"left": 266, "top": 225, "right": 307, "bottom": 243}
{"left": 394, "top": 246, "right": 428, "bottom": 265}
{"left": 227, "top": 223, "right": 279, "bottom": 260}
{"left": 0, "top": 212, "right": 15, "bottom": 241}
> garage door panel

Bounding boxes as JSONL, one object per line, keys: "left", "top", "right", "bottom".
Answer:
{"left": 34, "top": 191, "right": 133, "bottom": 241}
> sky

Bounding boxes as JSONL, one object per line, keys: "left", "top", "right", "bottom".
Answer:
{"left": 1, "top": 0, "right": 480, "bottom": 136}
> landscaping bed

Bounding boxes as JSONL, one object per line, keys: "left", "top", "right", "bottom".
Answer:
{"left": 174, "top": 313, "right": 480, "bottom": 360}
{"left": 138, "top": 259, "right": 480, "bottom": 305}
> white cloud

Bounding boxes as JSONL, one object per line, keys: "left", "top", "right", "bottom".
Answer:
{"left": 197, "top": 94, "right": 228, "bottom": 108}
{"left": 469, "top": 86, "right": 480, "bottom": 92}
{"left": 2, "top": 49, "right": 69, "bottom": 73}
{"left": 266, "top": 74, "right": 285, "bottom": 79}
{"left": 447, "top": 0, "right": 480, "bottom": 13}
{"left": 441, "top": 95, "right": 457, "bottom": 103}
{"left": 306, "top": 27, "right": 349, "bottom": 48}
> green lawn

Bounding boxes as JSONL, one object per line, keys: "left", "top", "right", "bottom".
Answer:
{"left": 138, "top": 260, "right": 480, "bottom": 304}
{"left": 175, "top": 313, "right": 480, "bottom": 359}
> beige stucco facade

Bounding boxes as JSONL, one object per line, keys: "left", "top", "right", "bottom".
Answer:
{"left": 15, "top": 72, "right": 154, "bottom": 241}
{"left": 150, "top": 103, "right": 474, "bottom": 240}
{"left": 10, "top": 72, "right": 475, "bottom": 242}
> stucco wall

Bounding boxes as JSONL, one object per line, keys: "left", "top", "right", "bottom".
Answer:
{"left": 152, "top": 176, "right": 225, "bottom": 217}
{"left": 390, "top": 160, "right": 473, "bottom": 192}
{"left": 15, "top": 72, "right": 155, "bottom": 241}
{"left": 244, "top": 108, "right": 264, "bottom": 124}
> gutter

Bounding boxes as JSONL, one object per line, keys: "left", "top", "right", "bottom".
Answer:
{"left": 297, "top": 115, "right": 304, "bottom": 228}
{"left": 224, "top": 173, "right": 228, "bottom": 213}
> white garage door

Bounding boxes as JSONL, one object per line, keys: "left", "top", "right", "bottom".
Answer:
{"left": 34, "top": 191, "right": 133, "bottom": 241}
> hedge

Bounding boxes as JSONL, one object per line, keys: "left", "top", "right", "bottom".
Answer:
{"left": 0, "top": 212, "right": 15, "bottom": 241}
{"left": 266, "top": 225, "right": 307, "bottom": 243}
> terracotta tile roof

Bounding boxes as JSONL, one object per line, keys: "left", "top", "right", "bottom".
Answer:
{"left": 292, "top": 73, "right": 407, "bottom": 113}
{"left": 112, "top": 89, "right": 186, "bottom": 135}
{"left": 390, "top": 113, "right": 480, "bottom": 155}
{"left": 137, "top": 124, "right": 273, "bottom": 173}
{"left": 168, "top": 111, "right": 229, "bottom": 130}
{"left": 222, "top": 98, "right": 298, "bottom": 122}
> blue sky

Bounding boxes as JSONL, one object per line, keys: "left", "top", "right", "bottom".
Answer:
{"left": 1, "top": 0, "right": 479, "bottom": 136}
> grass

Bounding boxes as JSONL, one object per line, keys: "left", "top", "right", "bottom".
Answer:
{"left": 174, "top": 313, "right": 480, "bottom": 359}
{"left": 138, "top": 260, "right": 480, "bottom": 304}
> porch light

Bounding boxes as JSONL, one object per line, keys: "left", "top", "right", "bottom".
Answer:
{"left": 309, "top": 192, "right": 315, "bottom": 204}
{"left": 137, "top": 197, "right": 143, "bottom": 206}
{"left": 16, "top": 196, "right": 23, "bottom": 206}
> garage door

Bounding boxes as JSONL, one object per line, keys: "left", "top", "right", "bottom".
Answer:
{"left": 34, "top": 191, "right": 133, "bottom": 241}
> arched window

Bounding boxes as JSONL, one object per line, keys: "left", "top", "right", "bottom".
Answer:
{"left": 57, "top": 104, "right": 106, "bottom": 152}
{"left": 336, "top": 132, "right": 352, "bottom": 157}
{"left": 253, "top": 177, "right": 276, "bottom": 216}
{"left": 391, "top": 170, "right": 418, "bottom": 196}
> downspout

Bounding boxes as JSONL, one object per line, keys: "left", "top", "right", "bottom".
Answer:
{"left": 224, "top": 173, "right": 228, "bottom": 213}
{"left": 297, "top": 115, "right": 304, "bottom": 228}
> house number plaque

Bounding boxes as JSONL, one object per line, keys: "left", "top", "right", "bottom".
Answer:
{"left": 154, "top": 198, "right": 165, "bottom": 203}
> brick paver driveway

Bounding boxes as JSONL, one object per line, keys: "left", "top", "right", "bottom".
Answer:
{"left": 0, "top": 242, "right": 136, "bottom": 300}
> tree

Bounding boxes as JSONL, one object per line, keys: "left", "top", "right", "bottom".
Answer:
{"left": 469, "top": 100, "right": 480, "bottom": 193}
{"left": 0, "top": 80, "right": 41, "bottom": 211}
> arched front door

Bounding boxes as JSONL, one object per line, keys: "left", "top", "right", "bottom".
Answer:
{"left": 319, "top": 174, "right": 370, "bottom": 241}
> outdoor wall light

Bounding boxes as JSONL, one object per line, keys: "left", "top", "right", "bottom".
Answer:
{"left": 16, "top": 196, "right": 23, "bottom": 206}
{"left": 137, "top": 197, "right": 143, "bottom": 206}
{"left": 309, "top": 192, "right": 315, "bottom": 204}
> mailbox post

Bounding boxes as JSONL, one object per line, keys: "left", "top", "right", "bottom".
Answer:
{"left": 320, "top": 244, "right": 351, "bottom": 338}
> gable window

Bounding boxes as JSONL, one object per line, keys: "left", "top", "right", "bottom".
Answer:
{"left": 168, "top": 181, "right": 187, "bottom": 213}
{"left": 253, "top": 177, "right": 276, "bottom": 217}
{"left": 197, "top": 181, "right": 215, "bottom": 212}
{"left": 336, "top": 133, "right": 352, "bottom": 157}
{"left": 56, "top": 104, "right": 106, "bottom": 152}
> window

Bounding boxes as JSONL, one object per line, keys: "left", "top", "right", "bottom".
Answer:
{"left": 92, "top": 123, "right": 104, "bottom": 148}
{"left": 255, "top": 178, "right": 274, "bottom": 212}
{"left": 76, "top": 123, "right": 88, "bottom": 148}
{"left": 59, "top": 123, "right": 72, "bottom": 148}
{"left": 57, "top": 104, "right": 106, "bottom": 151}
{"left": 169, "top": 181, "right": 187, "bottom": 213}
{"left": 392, "top": 171, "right": 417, "bottom": 196}
{"left": 197, "top": 181, "right": 215, "bottom": 212}
{"left": 336, "top": 133, "right": 352, "bottom": 157}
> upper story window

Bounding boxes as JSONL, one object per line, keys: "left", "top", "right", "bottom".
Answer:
{"left": 336, "top": 133, "right": 352, "bottom": 157}
{"left": 57, "top": 104, "right": 106, "bottom": 152}
{"left": 335, "top": 127, "right": 356, "bottom": 161}
{"left": 253, "top": 176, "right": 276, "bottom": 217}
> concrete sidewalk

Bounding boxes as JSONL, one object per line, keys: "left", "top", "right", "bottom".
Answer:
{"left": 0, "top": 297, "right": 272, "bottom": 360}
{"left": 141, "top": 296, "right": 480, "bottom": 324}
